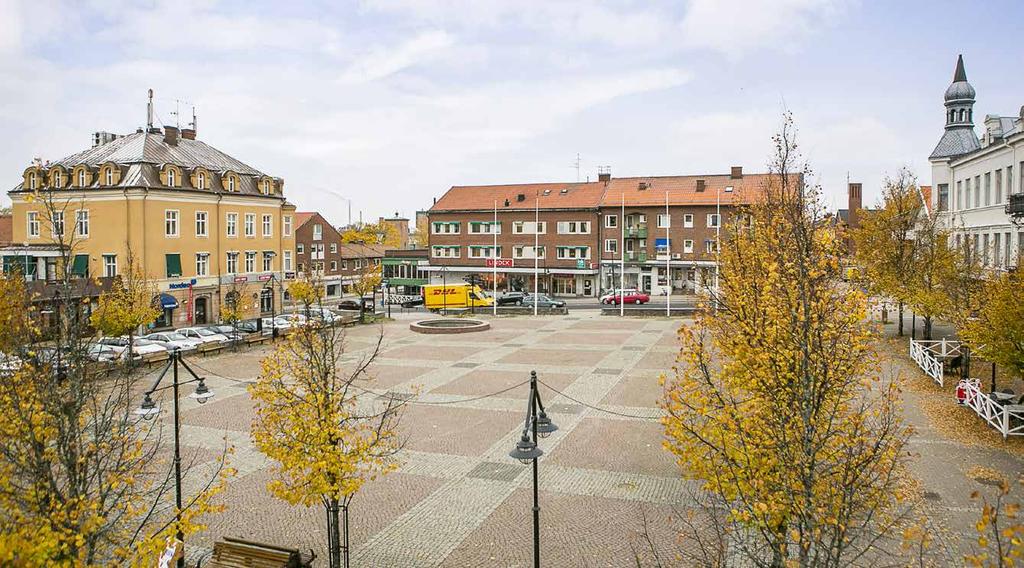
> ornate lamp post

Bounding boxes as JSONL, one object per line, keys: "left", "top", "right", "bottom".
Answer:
{"left": 134, "top": 349, "right": 215, "bottom": 568}
{"left": 508, "top": 371, "right": 558, "bottom": 568}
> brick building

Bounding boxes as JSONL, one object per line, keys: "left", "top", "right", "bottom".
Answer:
{"left": 294, "top": 211, "right": 347, "bottom": 299}
{"left": 427, "top": 168, "right": 774, "bottom": 297}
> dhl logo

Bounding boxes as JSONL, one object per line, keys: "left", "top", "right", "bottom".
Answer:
{"left": 430, "top": 288, "right": 460, "bottom": 295}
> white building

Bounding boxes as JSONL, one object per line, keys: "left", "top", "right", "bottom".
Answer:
{"left": 929, "top": 54, "right": 1024, "bottom": 270}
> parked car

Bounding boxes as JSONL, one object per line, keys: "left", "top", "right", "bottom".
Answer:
{"left": 30, "top": 347, "right": 72, "bottom": 378}
{"left": 521, "top": 294, "right": 566, "bottom": 308}
{"left": 206, "top": 324, "right": 245, "bottom": 341}
{"left": 600, "top": 288, "right": 641, "bottom": 304}
{"left": 144, "top": 332, "right": 203, "bottom": 352}
{"left": 497, "top": 291, "right": 528, "bottom": 306}
{"left": 296, "top": 306, "right": 339, "bottom": 324}
{"left": 235, "top": 319, "right": 261, "bottom": 335}
{"left": 401, "top": 297, "right": 424, "bottom": 308}
{"left": 98, "top": 336, "right": 166, "bottom": 359}
{"left": 86, "top": 343, "right": 122, "bottom": 362}
{"left": 606, "top": 290, "right": 650, "bottom": 305}
{"left": 337, "top": 298, "right": 374, "bottom": 312}
{"left": 178, "top": 326, "right": 231, "bottom": 345}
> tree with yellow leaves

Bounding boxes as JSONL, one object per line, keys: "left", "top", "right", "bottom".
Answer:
{"left": 340, "top": 220, "right": 401, "bottom": 249}
{"left": 851, "top": 168, "right": 922, "bottom": 336}
{"left": 0, "top": 180, "right": 232, "bottom": 565}
{"left": 661, "top": 115, "right": 912, "bottom": 567}
{"left": 960, "top": 270, "right": 1024, "bottom": 381}
{"left": 250, "top": 278, "right": 403, "bottom": 568}
{"left": 90, "top": 252, "right": 161, "bottom": 362}
{"left": 965, "top": 479, "right": 1023, "bottom": 567}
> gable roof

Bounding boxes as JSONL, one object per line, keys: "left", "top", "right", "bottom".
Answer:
{"left": 431, "top": 181, "right": 606, "bottom": 211}
{"left": 294, "top": 212, "right": 317, "bottom": 229}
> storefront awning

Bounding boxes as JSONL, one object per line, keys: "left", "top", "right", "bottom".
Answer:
{"left": 157, "top": 293, "right": 179, "bottom": 309}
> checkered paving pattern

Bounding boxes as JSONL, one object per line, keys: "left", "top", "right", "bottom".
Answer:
{"left": 160, "top": 312, "right": 696, "bottom": 566}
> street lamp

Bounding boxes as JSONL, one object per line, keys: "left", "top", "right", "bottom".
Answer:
{"left": 508, "top": 370, "right": 558, "bottom": 568}
{"left": 133, "top": 349, "right": 215, "bottom": 568}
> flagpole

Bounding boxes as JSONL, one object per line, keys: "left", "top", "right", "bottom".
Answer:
{"left": 493, "top": 200, "right": 498, "bottom": 316}
{"left": 620, "top": 191, "right": 624, "bottom": 318}
{"left": 534, "top": 194, "right": 539, "bottom": 316}
{"left": 665, "top": 190, "right": 670, "bottom": 317}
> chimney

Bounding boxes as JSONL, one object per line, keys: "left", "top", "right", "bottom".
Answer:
{"left": 730, "top": 166, "right": 743, "bottom": 179}
{"left": 696, "top": 179, "right": 706, "bottom": 192}
{"left": 163, "top": 126, "right": 179, "bottom": 147}
{"left": 848, "top": 183, "right": 863, "bottom": 229}
{"left": 180, "top": 128, "right": 196, "bottom": 140}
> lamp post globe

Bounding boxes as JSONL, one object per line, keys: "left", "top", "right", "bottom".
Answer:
{"left": 189, "top": 379, "right": 214, "bottom": 404}
{"left": 509, "top": 435, "right": 543, "bottom": 465}
{"left": 134, "top": 394, "right": 159, "bottom": 420}
{"left": 535, "top": 413, "right": 558, "bottom": 439}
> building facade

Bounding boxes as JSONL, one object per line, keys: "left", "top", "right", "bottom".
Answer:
{"left": 929, "top": 55, "right": 1024, "bottom": 271}
{"left": 6, "top": 124, "right": 296, "bottom": 329}
{"left": 383, "top": 248, "right": 429, "bottom": 295}
{"left": 427, "top": 169, "right": 770, "bottom": 297}
{"left": 294, "top": 211, "right": 348, "bottom": 299}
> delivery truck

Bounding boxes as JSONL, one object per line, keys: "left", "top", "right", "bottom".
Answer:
{"left": 422, "top": 284, "right": 494, "bottom": 311}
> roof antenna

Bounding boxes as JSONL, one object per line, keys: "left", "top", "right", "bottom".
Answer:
{"left": 191, "top": 105, "right": 197, "bottom": 132}
{"left": 570, "top": 153, "right": 581, "bottom": 182}
{"left": 146, "top": 88, "right": 154, "bottom": 130}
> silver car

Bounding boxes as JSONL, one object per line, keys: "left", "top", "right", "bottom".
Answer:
{"left": 144, "top": 332, "right": 203, "bottom": 352}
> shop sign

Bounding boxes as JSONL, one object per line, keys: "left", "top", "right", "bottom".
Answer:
{"left": 258, "top": 274, "right": 273, "bottom": 282}
{"left": 233, "top": 276, "right": 248, "bottom": 283}
{"left": 168, "top": 279, "right": 197, "bottom": 290}
{"left": 486, "top": 258, "right": 514, "bottom": 268}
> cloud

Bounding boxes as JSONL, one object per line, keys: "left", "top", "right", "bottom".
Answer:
{"left": 337, "top": 30, "right": 455, "bottom": 84}
{"left": 679, "top": 0, "right": 852, "bottom": 57}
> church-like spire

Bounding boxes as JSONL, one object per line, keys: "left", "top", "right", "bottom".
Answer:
{"left": 953, "top": 53, "right": 967, "bottom": 82}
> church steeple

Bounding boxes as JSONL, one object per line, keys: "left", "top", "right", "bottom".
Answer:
{"left": 930, "top": 54, "right": 981, "bottom": 160}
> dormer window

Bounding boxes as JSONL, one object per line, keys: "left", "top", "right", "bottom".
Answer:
{"left": 262, "top": 180, "right": 270, "bottom": 195}
{"left": 77, "top": 169, "right": 85, "bottom": 187}
{"left": 104, "top": 168, "right": 113, "bottom": 186}
{"left": 29, "top": 172, "right": 37, "bottom": 190}
{"left": 53, "top": 170, "right": 62, "bottom": 188}
{"left": 197, "top": 172, "right": 206, "bottom": 190}
{"left": 228, "top": 176, "right": 236, "bottom": 192}
{"left": 167, "top": 168, "right": 176, "bottom": 187}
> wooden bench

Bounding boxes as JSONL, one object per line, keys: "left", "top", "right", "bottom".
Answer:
{"left": 198, "top": 342, "right": 225, "bottom": 356}
{"left": 206, "top": 536, "right": 315, "bottom": 568}
{"left": 245, "top": 334, "right": 272, "bottom": 347}
{"left": 141, "top": 350, "right": 170, "bottom": 367}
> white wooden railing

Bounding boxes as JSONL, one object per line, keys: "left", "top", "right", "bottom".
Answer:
{"left": 909, "top": 339, "right": 954, "bottom": 386}
{"left": 958, "top": 379, "right": 1024, "bottom": 439}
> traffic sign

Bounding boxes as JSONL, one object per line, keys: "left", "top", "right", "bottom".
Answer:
{"left": 486, "top": 258, "right": 514, "bottom": 268}
{"left": 576, "top": 259, "right": 585, "bottom": 269}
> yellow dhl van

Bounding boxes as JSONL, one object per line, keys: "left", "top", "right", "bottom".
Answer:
{"left": 423, "top": 284, "right": 494, "bottom": 310}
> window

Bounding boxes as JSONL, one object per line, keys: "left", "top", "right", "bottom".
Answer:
{"left": 431, "top": 222, "right": 460, "bottom": 234}
{"left": 604, "top": 239, "right": 618, "bottom": 254}
{"left": 995, "top": 169, "right": 1003, "bottom": 204}
{"left": 683, "top": 239, "right": 694, "bottom": 254}
{"left": 262, "top": 252, "right": 273, "bottom": 272}
{"left": 469, "top": 246, "right": 501, "bottom": 259}
{"left": 330, "top": 243, "right": 338, "bottom": 253}
{"left": 195, "top": 212, "right": 208, "bottom": 237}
{"left": 197, "top": 171, "right": 206, "bottom": 190}
{"left": 354, "top": 259, "right": 362, "bottom": 269}
{"left": 283, "top": 250, "right": 293, "bottom": 271}
{"left": 105, "top": 168, "right": 113, "bottom": 186}
{"left": 103, "top": 255, "right": 117, "bottom": 278}
{"left": 994, "top": 233, "right": 1002, "bottom": 267}
{"left": 683, "top": 214, "right": 694, "bottom": 228}
{"left": 937, "top": 184, "right": 949, "bottom": 212}
{"left": 283, "top": 215, "right": 292, "bottom": 236}
{"left": 226, "top": 252, "right": 239, "bottom": 274}
{"left": 228, "top": 176, "right": 236, "bottom": 192}
{"left": 245, "top": 251, "right": 256, "bottom": 273}
{"left": 27, "top": 212, "right": 39, "bottom": 238}
{"left": 983, "top": 233, "right": 990, "bottom": 266}
{"left": 313, "top": 224, "right": 323, "bottom": 240}
{"left": 195, "top": 253, "right": 209, "bottom": 276}
{"left": 556, "top": 246, "right": 590, "bottom": 259}
{"left": 512, "top": 245, "right": 545, "bottom": 259}
{"left": 297, "top": 243, "right": 305, "bottom": 254}
{"left": 556, "top": 221, "right": 590, "bottom": 234}
{"left": 956, "top": 181, "right": 962, "bottom": 211}
{"left": 707, "top": 214, "right": 720, "bottom": 228}
{"left": 604, "top": 214, "right": 617, "bottom": 228}
{"left": 226, "top": 213, "right": 238, "bottom": 237}
{"left": 431, "top": 246, "right": 460, "bottom": 258}
{"left": 52, "top": 211, "right": 64, "bottom": 237}
{"left": 984, "top": 172, "right": 991, "bottom": 206}
{"left": 262, "top": 180, "right": 271, "bottom": 195}
{"left": 53, "top": 170, "right": 62, "bottom": 187}
{"left": 657, "top": 214, "right": 671, "bottom": 229}
{"left": 975, "top": 175, "right": 981, "bottom": 207}
{"left": 28, "top": 172, "right": 36, "bottom": 190}
{"left": 330, "top": 260, "right": 338, "bottom": 271}
{"left": 341, "top": 260, "right": 348, "bottom": 270}
{"left": 512, "top": 221, "right": 546, "bottom": 234}
{"left": 165, "top": 254, "right": 182, "bottom": 278}
{"left": 1008, "top": 165, "right": 1014, "bottom": 195}
{"left": 77, "top": 169, "right": 85, "bottom": 187}
{"left": 165, "top": 210, "right": 179, "bottom": 237}
{"left": 965, "top": 178, "right": 972, "bottom": 209}
{"left": 262, "top": 214, "right": 272, "bottom": 237}
{"left": 76, "top": 210, "right": 89, "bottom": 237}
{"left": 705, "top": 240, "right": 717, "bottom": 254}
{"left": 244, "top": 213, "right": 255, "bottom": 237}
{"left": 468, "top": 221, "right": 501, "bottom": 234}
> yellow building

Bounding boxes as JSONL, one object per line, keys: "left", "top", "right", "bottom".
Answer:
{"left": 6, "top": 125, "right": 296, "bottom": 329}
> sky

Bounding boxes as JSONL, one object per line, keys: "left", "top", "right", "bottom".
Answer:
{"left": 2, "top": 0, "right": 1023, "bottom": 223}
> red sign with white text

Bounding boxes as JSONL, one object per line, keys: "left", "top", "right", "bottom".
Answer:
{"left": 486, "top": 258, "right": 514, "bottom": 268}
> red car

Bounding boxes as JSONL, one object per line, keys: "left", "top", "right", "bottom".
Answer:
{"left": 607, "top": 290, "right": 650, "bottom": 305}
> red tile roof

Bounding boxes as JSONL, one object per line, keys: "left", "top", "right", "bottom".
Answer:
{"left": 294, "top": 212, "right": 316, "bottom": 228}
{"left": 429, "top": 173, "right": 782, "bottom": 212}
{"left": 919, "top": 185, "right": 933, "bottom": 214}
{"left": 340, "top": 242, "right": 385, "bottom": 259}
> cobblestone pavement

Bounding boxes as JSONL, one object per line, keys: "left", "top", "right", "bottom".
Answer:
{"left": 148, "top": 310, "right": 1023, "bottom": 566}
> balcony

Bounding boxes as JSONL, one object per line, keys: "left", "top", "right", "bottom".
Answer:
{"left": 625, "top": 251, "right": 647, "bottom": 262}
{"left": 624, "top": 224, "right": 648, "bottom": 239}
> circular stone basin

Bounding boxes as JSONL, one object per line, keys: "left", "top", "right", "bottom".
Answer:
{"left": 409, "top": 318, "right": 491, "bottom": 334}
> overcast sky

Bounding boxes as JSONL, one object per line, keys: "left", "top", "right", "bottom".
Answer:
{"left": 2, "top": 0, "right": 1023, "bottom": 223}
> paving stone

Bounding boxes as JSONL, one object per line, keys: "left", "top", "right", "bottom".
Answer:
{"left": 466, "top": 461, "right": 523, "bottom": 482}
